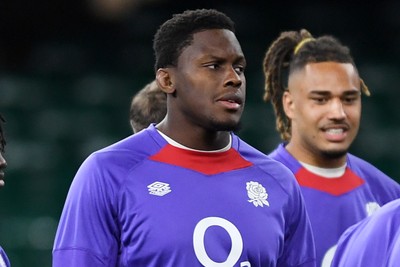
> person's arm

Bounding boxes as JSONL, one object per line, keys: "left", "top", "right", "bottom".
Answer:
{"left": 278, "top": 178, "right": 316, "bottom": 267}
{"left": 332, "top": 199, "right": 400, "bottom": 267}
{"left": 53, "top": 153, "right": 120, "bottom": 267}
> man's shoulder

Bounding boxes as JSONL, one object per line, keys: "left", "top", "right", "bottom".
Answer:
{"left": 80, "top": 128, "right": 164, "bottom": 175}
{"left": 234, "top": 136, "right": 289, "bottom": 165}
{"left": 348, "top": 153, "right": 400, "bottom": 197}
{"left": 347, "top": 153, "right": 390, "bottom": 178}
{"left": 98, "top": 127, "right": 163, "bottom": 158}
{"left": 234, "top": 137, "right": 297, "bottom": 188}
{"left": 234, "top": 135, "right": 279, "bottom": 164}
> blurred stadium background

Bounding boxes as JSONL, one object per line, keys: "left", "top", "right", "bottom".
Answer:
{"left": 1, "top": 0, "right": 400, "bottom": 266}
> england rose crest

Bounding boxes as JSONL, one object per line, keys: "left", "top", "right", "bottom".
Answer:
{"left": 246, "top": 181, "right": 270, "bottom": 207}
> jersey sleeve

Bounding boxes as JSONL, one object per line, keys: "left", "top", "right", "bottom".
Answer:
{"left": 278, "top": 176, "right": 316, "bottom": 267}
{"left": 52, "top": 153, "right": 120, "bottom": 267}
{"left": 332, "top": 199, "right": 400, "bottom": 267}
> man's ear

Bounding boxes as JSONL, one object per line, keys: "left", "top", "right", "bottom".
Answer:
{"left": 282, "top": 90, "right": 294, "bottom": 119}
{"left": 156, "top": 68, "right": 175, "bottom": 94}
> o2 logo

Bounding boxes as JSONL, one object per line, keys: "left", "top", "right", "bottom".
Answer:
{"left": 193, "top": 217, "right": 251, "bottom": 267}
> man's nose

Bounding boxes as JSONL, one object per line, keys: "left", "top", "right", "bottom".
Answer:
{"left": 328, "top": 99, "right": 346, "bottom": 120}
{"left": 224, "top": 67, "right": 243, "bottom": 88}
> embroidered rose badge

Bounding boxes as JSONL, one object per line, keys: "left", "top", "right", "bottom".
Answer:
{"left": 246, "top": 181, "right": 269, "bottom": 207}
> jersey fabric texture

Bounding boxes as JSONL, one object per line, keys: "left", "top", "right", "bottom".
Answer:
{"left": 269, "top": 143, "right": 400, "bottom": 267}
{"left": 0, "top": 246, "right": 10, "bottom": 267}
{"left": 331, "top": 198, "right": 400, "bottom": 267}
{"left": 53, "top": 125, "right": 316, "bottom": 267}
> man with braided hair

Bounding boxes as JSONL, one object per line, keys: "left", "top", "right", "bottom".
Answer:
{"left": 0, "top": 114, "right": 11, "bottom": 267}
{"left": 263, "top": 29, "right": 400, "bottom": 267}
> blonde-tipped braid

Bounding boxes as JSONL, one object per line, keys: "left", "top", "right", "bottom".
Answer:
{"left": 360, "top": 78, "right": 371, "bottom": 96}
{"left": 293, "top": 38, "right": 315, "bottom": 55}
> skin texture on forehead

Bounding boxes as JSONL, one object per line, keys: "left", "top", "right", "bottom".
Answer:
{"left": 284, "top": 61, "right": 362, "bottom": 168}
{"left": 183, "top": 29, "right": 244, "bottom": 60}
{"left": 288, "top": 62, "right": 360, "bottom": 94}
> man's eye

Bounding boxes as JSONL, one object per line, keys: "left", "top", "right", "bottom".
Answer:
{"left": 343, "top": 97, "right": 357, "bottom": 104}
{"left": 207, "top": 64, "right": 219, "bottom": 69}
{"left": 234, "top": 66, "right": 244, "bottom": 74}
{"left": 312, "top": 98, "right": 327, "bottom": 103}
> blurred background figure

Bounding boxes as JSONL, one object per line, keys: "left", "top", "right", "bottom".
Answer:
{"left": 129, "top": 80, "right": 166, "bottom": 133}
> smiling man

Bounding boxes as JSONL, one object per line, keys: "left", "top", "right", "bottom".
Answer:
{"left": 53, "top": 9, "right": 315, "bottom": 267}
{"left": 263, "top": 29, "right": 400, "bottom": 267}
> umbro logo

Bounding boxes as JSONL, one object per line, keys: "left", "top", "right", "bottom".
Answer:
{"left": 148, "top": 181, "right": 172, "bottom": 196}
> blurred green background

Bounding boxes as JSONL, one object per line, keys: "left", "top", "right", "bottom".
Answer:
{"left": 1, "top": 0, "right": 400, "bottom": 266}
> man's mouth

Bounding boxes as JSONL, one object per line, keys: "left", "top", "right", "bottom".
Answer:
{"left": 219, "top": 99, "right": 241, "bottom": 109}
{"left": 217, "top": 94, "right": 243, "bottom": 110}
{"left": 323, "top": 126, "right": 348, "bottom": 142}
{"left": 326, "top": 128, "right": 344, "bottom": 135}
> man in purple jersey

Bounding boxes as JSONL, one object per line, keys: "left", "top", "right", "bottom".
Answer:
{"left": 0, "top": 114, "right": 11, "bottom": 267}
{"left": 129, "top": 80, "right": 167, "bottom": 133}
{"left": 53, "top": 9, "right": 316, "bottom": 267}
{"left": 262, "top": 29, "right": 400, "bottom": 267}
{"left": 331, "top": 198, "right": 400, "bottom": 266}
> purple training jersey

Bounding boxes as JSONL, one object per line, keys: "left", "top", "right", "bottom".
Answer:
{"left": 332, "top": 198, "right": 400, "bottom": 267}
{"left": 0, "top": 246, "right": 10, "bottom": 267}
{"left": 269, "top": 143, "right": 400, "bottom": 267}
{"left": 53, "top": 125, "right": 316, "bottom": 267}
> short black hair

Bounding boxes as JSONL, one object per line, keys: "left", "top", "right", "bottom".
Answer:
{"left": 153, "top": 8, "right": 235, "bottom": 72}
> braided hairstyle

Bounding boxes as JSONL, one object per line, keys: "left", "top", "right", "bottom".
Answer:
{"left": 0, "top": 114, "right": 6, "bottom": 153}
{"left": 263, "top": 29, "right": 370, "bottom": 141}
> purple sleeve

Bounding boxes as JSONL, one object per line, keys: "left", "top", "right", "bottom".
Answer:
{"left": 278, "top": 179, "right": 316, "bottom": 267}
{"left": 0, "top": 246, "right": 10, "bottom": 267}
{"left": 52, "top": 153, "right": 120, "bottom": 267}
{"left": 387, "top": 240, "right": 400, "bottom": 267}
{"left": 332, "top": 199, "right": 400, "bottom": 267}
